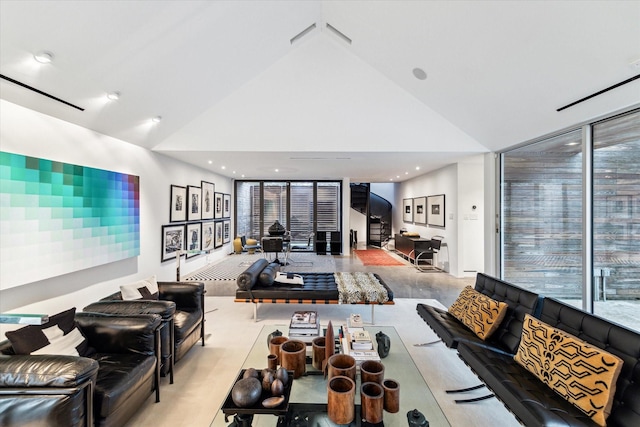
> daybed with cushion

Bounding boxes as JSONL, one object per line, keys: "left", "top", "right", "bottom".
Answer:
{"left": 100, "top": 278, "right": 205, "bottom": 363}
{"left": 0, "top": 309, "right": 161, "bottom": 427}
{"left": 235, "top": 258, "right": 394, "bottom": 321}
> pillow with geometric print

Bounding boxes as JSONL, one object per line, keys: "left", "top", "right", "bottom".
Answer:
{"left": 5, "top": 307, "right": 93, "bottom": 357}
{"left": 448, "top": 286, "right": 508, "bottom": 340}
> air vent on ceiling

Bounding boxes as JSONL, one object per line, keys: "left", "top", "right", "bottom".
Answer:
{"left": 290, "top": 23, "right": 317, "bottom": 44}
{"left": 0, "top": 74, "right": 85, "bottom": 111}
{"left": 557, "top": 74, "right": 639, "bottom": 112}
{"left": 325, "top": 23, "right": 352, "bottom": 45}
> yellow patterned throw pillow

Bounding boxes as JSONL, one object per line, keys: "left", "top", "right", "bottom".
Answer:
{"left": 448, "top": 286, "right": 508, "bottom": 340}
{"left": 514, "top": 314, "right": 623, "bottom": 426}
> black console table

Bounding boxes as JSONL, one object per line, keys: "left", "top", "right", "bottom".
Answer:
{"left": 394, "top": 234, "right": 436, "bottom": 268}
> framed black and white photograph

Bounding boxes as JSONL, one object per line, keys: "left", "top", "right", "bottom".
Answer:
{"left": 201, "top": 221, "right": 215, "bottom": 251}
{"left": 427, "top": 194, "right": 446, "bottom": 227}
{"left": 201, "top": 181, "right": 215, "bottom": 220}
{"left": 214, "top": 221, "right": 223, "bottom": 248}
{"left": 161, "top": 224, "right": 185, "bottom": 262}
{"left": 170, "top": 185, "right": 187, "bottom": 222}
{"left": 223, "top": 219, "right": 231, "bottom": 243}
{"left": 187, "top": 185, "right": 201, "bottom": 221}
{"left": 186, "top": 222, "right": 201, "bottom": 258}
{"left": 214, "top": 192, "right": 223, "bottom": 219}
{"left": 223, "top": 194, "right": 231, "bottom": 218}
{"left": 403, "top": 198, "right": 413, "bottom": 222}
{"left": 413, "top": 196, "right": 427, "bottom": 224}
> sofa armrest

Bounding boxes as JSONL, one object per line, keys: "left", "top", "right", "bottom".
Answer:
{"left": 158, "top": 282, "right": 204, "bottom": 312}
{"left": 0, "top": 354, "right": 98, "bottom": 388}
{"left": 75, "top": 312, "right": 161, "bottom": 356}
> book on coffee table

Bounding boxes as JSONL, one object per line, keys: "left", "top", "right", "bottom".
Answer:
{"left": 290, "top": 311, "right": 318, "bottom": 327}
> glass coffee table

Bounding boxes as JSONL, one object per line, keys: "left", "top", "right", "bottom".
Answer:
{"left": 211, "top": 325, "right": 450, "bottom": 427}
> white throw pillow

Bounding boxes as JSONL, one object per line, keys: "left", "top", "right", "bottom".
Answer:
{"left": 120, "top": 275, "right": 159, "bottom": 300}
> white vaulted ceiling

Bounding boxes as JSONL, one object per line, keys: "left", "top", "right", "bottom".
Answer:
{"left": 1, "top": 1, "right": 639, "bottom": 181}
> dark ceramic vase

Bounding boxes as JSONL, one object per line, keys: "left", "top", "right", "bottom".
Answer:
{"left": 376, "top": 331, "right": 390, "bottom": 358}
{"left": 268, "top": 220, "right": 286, "bottom": 236}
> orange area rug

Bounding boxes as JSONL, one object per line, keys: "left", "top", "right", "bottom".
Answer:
{"left": 354, "top": 249, "right": 405, "bottom": 266}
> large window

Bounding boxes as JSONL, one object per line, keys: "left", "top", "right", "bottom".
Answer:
{"left": 502, "top": 130, "right": 584, "bottom": 302}
{"left": 593, "top": 111, "right": 640, "bottom": 322}
{"left": 501, "top": 109, "right": 639, "bottom": 331}
{"left": 235, "top": 181, "right": 341, "bottom": 250}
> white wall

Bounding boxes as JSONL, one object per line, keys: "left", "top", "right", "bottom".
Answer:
{"left": 0, "top": 100, "right": 232, "bottom": 334}
{"left": 394, "top": 158, "right": 486, "bottom": 278}
{"left": 457, "top": 157, "right": 485, "bottom": 275}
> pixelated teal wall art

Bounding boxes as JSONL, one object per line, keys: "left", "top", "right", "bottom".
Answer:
{"left": 0, "top": 152, "right": 140, "bottom": 289}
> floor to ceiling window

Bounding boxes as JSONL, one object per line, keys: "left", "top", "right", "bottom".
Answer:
{"left": 501, "top": 108, "right": 639, "bottom": 331}
{"left": 235, "top": 180, "right": 341, "bottom": 250}
{"left": 592, "top": 110, "right": 640, "bottom": 327}
{"left": 501, "top": 130, "right": 584, "bottom": 303}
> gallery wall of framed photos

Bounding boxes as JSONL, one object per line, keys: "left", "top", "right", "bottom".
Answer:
{"left": 402, "top": 194, "right": 446, "bottom": 228}
{"left": 163, "top": 180, "right": 231, "bottom": 262}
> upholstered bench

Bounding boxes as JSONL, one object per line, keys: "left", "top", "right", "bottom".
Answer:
{"left": 235, "top": 259, "right": 394, "bottom": 322}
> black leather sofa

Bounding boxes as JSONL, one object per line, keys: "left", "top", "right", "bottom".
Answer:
{"left": 0, "top": 312, "right": 161, "bottom": 427}
{"left": 101, "top": 281, "right": 205, "bottom": 363}
{"left": 417, "top": 273, "right": 640, "bottom": 427}
{"left": 416, "top": 272, "right": 541, "bottom": 355}
{"left": 235, "top": 259, "right": 394, "bottom": 321}
{"left": 457, "top": 297, "right": 640, "bottom": 427}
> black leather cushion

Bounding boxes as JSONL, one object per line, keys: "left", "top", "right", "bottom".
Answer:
{"left": 259, "top": 263, "right": 280, "bottom": 286}
{"left": 237, "top": 258, "right": 269, "bottom": 290}
{"left": 458, "top": 342, "right": 599, "bottom": 427}
{"left": 92, "top": 353, "right": 156, "bottom": 418}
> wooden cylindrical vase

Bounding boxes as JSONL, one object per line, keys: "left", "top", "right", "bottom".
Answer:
{"left": 360, "top": 360, "right": 385, "bottom": 384}
{"left": 361, "top": 381, "right": 384, "bottom": 424}
{"left": 268, "top": 336, "right": 288, "bottom": 365}
{"left": 382, "top": 379, "right": 400, "bottom": 413}
{"left": 327, "top": 375, "right": 355, "bottom": 425}
{"left": 311, "top": 336, "right": 326, "bottom": 370}
{"left": 327, "top": 354, "right": 356, "bottom": 381}
{"left": 279, "top": 339, "right": 306, "bottom": 378}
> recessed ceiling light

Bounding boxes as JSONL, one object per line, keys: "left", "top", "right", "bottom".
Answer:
{"left": 275, "top": 169, "right": 279, "bottom": 172}
{"left": 151, "top": 115, "right": 162, "bottom": 123}
{"left": 221, "top": 166, "right": 226, "bottom": 170}
{"left": 405, "top": 172, "right": 409, "bottom": 175}
{"left": 412, "top": 68, "right": 427, "bottom": 80}
{"left": 34, "top": 51, "right": 54, "bottom": 64}
{"left": 415, "top": 166, "right": 420, "bottom": 170}
{"left": 241, "top": 174, "right": 245, "bottom": 178}
{"left": 208, "top": 160, "right": 212, "bottom": 164}
{"left": 396, "top": 175, "right": 400, "bottom": 178}
{"left": 106, "top": 91, "right": 120, "bottom": 101}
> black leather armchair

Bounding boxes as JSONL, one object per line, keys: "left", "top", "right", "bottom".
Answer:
{"left": 84, "top": 300, "right": 176, "bottom": 382}
{"left": 0, "top": 312, "right": 161, "bottom": 427}
{"left": 101, "top": 281, "right": 205, "bottom": 363}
